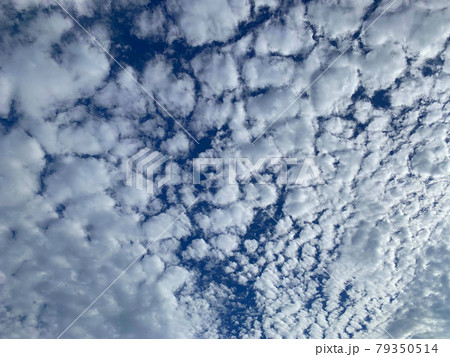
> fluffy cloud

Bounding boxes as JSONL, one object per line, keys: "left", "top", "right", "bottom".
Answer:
{"left": 168, "top": 0, "right": 250, "bottom": 46}
{"left": 307, "top": 0, "right": 373, "bottom": 39}
{"left": 191, "top": 51, "right": 239, "bottom": 97}
{"left": 0, "top": 12, "right": 109, "bottom": 119}
{"left": 254, "top": 4, "right": 314, "bottom": 56}
{"left": 143, "top": 56, "right": 196, "bottom": 117}
{"left": 243, "top": 56, "right": 295, "bottom": 90}
{"left": 133, "top": 8, "right": 166, "bottom": 40}
{"left": 0, "top": 0, "right": 449, "bottom": 340}
{"left": 0, "top": 130, "right": 45, "bottom": 206}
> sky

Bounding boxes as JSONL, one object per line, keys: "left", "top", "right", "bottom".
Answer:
{"left": 0, "top": 0, "right": 449, "bottom": 339}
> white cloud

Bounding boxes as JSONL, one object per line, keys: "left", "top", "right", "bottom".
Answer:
{"left": 214, "top": 184, "right": 240, "bottom": 206}
{"left": 243, "top": 56, "right": 295, "bottom": 90}
{"left": 168, "top": 0, "right": 250, "bottom": 46}
{"left": 8, "top": 0, "right": 96, "bottom": 16}
{"left": 0, "top": 13, "right": 109, "bottom": 119}
{"left": 212, "top": 234, "right": 240, "bottom": 256}
{"left": 0, "top": 74, "right": 13, "bottom": 117}
{"left": 0, "top": 130, "right": 45, "bottom": 206}
{"left": 143, "top": 56, "right": 196, "bottom": 117}
{"left": 254, "top": 0, "right": 279, "bottom": 11}
{"left": 190, "top": 97, "right": 235, "bottom": 137}
{"left": 363, "top": 1, "right": 450, "bottom": 62}
{"left": 0, "top": 0, "right": 449, "bottom": 340}
{"left": 192, "top": 51, "right": 239, "bottom": 97}
{"left": 255, "top": 4, "right": 314, "bottom": 56}
{"left": 311, "top": 63, "right": 359, "bottom": 116}
{"left": 183, "top": 239, "right": 211, "bottom": 260}
{"left": 133, "top": 8, "right": 166, "bottom": 40}
{"left": 161, "top": 132, "right": 190, "bottom": 156}
{"left": 95, "top": 67, "right": 152, "bottom": 120}
{"left": 307, "top": 0, "right": 373, "bottom": 39}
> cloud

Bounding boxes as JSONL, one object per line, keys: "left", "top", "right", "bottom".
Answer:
{"left": 0, "top": 130, "right": 45, "bottom": 207}
{"left": 142, "top": 56, "right": 196, "bottom": 117}
{"left": 254, "top": 4, "right": 314, "bottom": 56}
{"left": 307, "top": 0, "right": 373, "bottom": 39}
{"left": 168, "top": 0, "right": 250, "bottom": 46}
{"left": 243, "top": 56, "right": 295, "bottom": 90}
{"left": 191, "top": 51, "right": 239, "bottom": 97}
{"left": 132, "top": 8, "right": 166, "bottom": 40}
{"left": 0, "top": 0, "right": 449, "bottom": 339}
{"left": 0, "top": 12, "right": 109, "bottom": 119}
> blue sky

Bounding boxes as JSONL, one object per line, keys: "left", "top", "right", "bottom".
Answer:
{"left": 0, "top": 0, "right": 449, "bottom": 338}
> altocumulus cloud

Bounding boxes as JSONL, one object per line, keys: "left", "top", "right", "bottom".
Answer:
{"left": 0, "top": 0, "right": 449, "bottom": 339}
